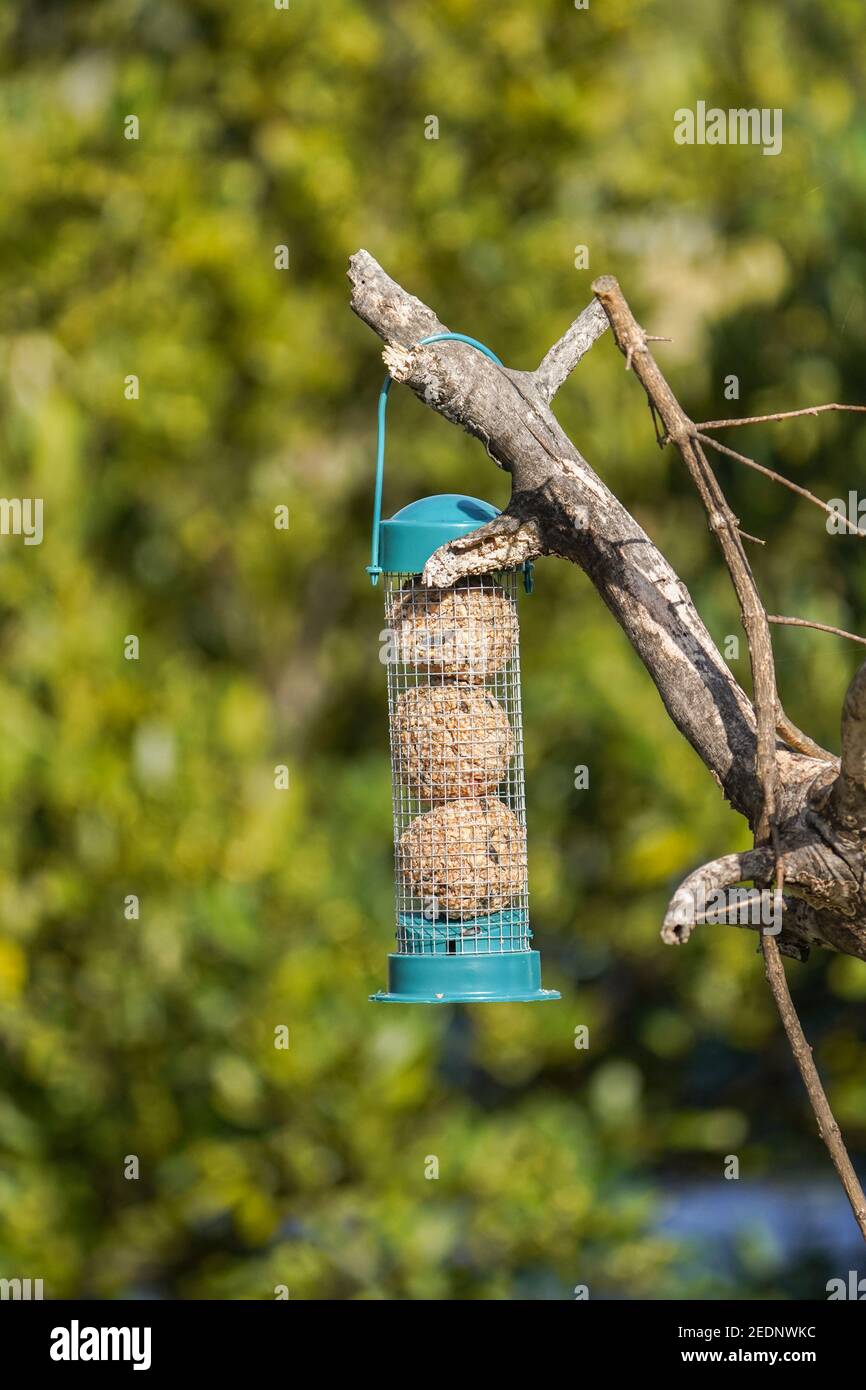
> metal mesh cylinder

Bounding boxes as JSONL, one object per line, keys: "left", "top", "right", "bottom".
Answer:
{"left": 383, "top": 571, "right": 530, "bottom": 956}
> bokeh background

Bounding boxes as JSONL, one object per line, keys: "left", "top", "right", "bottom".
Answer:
{"left": 1, "top": 0, "right": 865, "bottom": 1299}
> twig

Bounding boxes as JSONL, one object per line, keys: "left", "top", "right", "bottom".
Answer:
{"left": 775, "top": 707, "right": 836, "bottom": 762}
{"left": 762, "top": 935, "right": 866, "bottom": 1241}
{"left": 699, "top": 403, "right": 866, "bottom": 430}
{"left": 696, "top": 433, "right": 864, "bottom": 536}
{"left": 769, "top": 615, "right": 866, "bottom": 649}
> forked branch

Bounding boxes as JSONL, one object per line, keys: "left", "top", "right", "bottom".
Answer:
{"left": 349, "top": 249, "right": 866, "bottom": 1240}
{"left": 592, "top": 273, "right": 866, "bottom": 1242}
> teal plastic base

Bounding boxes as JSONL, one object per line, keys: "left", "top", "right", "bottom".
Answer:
{"left": 370, "top": 950, "right": 560, "bottom": 1004}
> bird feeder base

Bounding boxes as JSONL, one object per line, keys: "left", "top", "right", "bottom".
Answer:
{"left": 370, "top": 950, "right": 560, "bottom": 1004}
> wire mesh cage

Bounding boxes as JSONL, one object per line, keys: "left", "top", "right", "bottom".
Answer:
{"left": 368, "top": 496, "right": 559, "bottom": 1004}
{"left": 387, "top": 570, "right": 528, "bottom": 948}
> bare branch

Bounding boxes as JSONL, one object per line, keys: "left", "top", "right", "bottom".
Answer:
{"left": 775, "top": 707, "right": 836, "bottom": 763}
{"left": 761, "top": 935, "right": 866, "bottom": 1242}
{"left": 697, "top": 433, "right": 864, "bottom": 536}
{"left": 534, "top": 299, "right": 609, "bottom": 402}
{"left": 840, "top": 661, "right": 866, "bottom": 788}
{"left": 591, "top": 271, "right": 866, "bottom": 1243}
{"left": 351, "top": 252, "right": 866, "bottom": 1230}
{"left": 769, "top": 615, "right": 866, "bottom": 649}
{"left": 423, "top": 511, "right": 543, "bottom": 587}
{"left": 348, "top": 248, "right": 447, "bottom": 346}
{"left": 661, "top": 849, "right": 774, "bottom": 944}
{"left": 699, "top": 403, "right": 866, "bottom": 430}
{"left": 663, "top": 872, "right": 844, "bottom": 962}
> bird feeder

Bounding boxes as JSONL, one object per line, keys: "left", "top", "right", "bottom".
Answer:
{"left": 366, "top": 335, "right": 560, "bottom": 1004}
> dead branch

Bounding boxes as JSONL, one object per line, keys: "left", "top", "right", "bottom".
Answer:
{"left": 775, "top": 707, "right": 836, "bottom": 762}
{"left": 416, "top": 512, "right": 543, "bottom": 586}
{"left": 534, "top": 299, "right": 610, "bottom": 401}
{"left": 349, "top": 250, "right": 866, "bottom": 1240}
{"left": 591, "top": 272, "right": 866, "bottom": 1243}
{"left": 699, "top": 404, "right": 866, "bottom": 430}
{"left": 762, "top": 938, "right": 866, "bottom": 1238}
{"left": 661, "top": 848, "right": 775, "bottom": 943}
{"left": 348, "top": 250, "right": 860, "bottom": 953}
{"left": 769, "top": 615, "right": 866, "bottom": 649}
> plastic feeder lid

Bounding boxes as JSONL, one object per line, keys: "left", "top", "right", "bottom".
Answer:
{"left": 379, "top": 494, "right": 498, "bottom": 575}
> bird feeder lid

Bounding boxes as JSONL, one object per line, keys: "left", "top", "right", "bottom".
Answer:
{"left": 378, "top": 494, "right": 498, "bottom": 574}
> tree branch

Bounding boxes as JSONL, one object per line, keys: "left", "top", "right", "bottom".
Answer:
{"left": 775, "top": 706, "right": 836, "bottom": 762}
{"left": 659, "top": 850, "right": 834, "bottom": 962}
{"left": 762, "top": 939, "right": 866, "bottom": 1241}
{"left": 534, "top": 299, "right": 609, "bottom": 401}
{"left": 350, "top": 249, "right": 866, "bottom": 1240}
{"left": 349, "top": 252, "right": 857, "bottom": 914}
{"left": 769, "top": 615, "right": 866, "bottom": 649}
{"left": 590, "top": 272, "right": 866, "bottom": 1244}
{"left": 661, "top": 848, "right": 775, "bottom": 944}
{"left": 423, "top": 511, "right": 543, "bottom": 586}
{"left": 699, "top": 403, "right": 866, "bottom": 430}
{"left": 349, "top": 248, "right": 447, "bottom": 346}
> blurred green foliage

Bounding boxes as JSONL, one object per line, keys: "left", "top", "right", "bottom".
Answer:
{"left": 0, "top": 0, "right": 865, "bottom": 1298}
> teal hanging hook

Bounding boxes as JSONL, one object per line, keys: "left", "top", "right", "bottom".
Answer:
{"left": 367, "top": 333, "right": 536, "bottom": 592}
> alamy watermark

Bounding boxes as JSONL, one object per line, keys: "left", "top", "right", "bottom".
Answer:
{"left": 379, "top": 625, "right": 498, "bottom": 670}
{"left": 827, "top": 1271, "right": 866, "bottom": 1299}
{"left": 674, "top": 102, "right": 782, "bottom": 157}
{"left": 0, "top": 1277, "right": 43, "bottom": 1299}
{"left": 50, "top": 1320, "right": 151, "bottom": 1371}
{"left": 669, "top": 884, "right": 783, "bottom": 935}
{"left": 826, "top": 492, "right": 866, "bottom": 535}
{"left": 0, "top": 497, "right": 42, "bottom": 545}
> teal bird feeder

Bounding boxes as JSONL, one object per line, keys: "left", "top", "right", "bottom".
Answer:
{"left": 367, "top": 336, "right": 560, "bottom": 1004}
